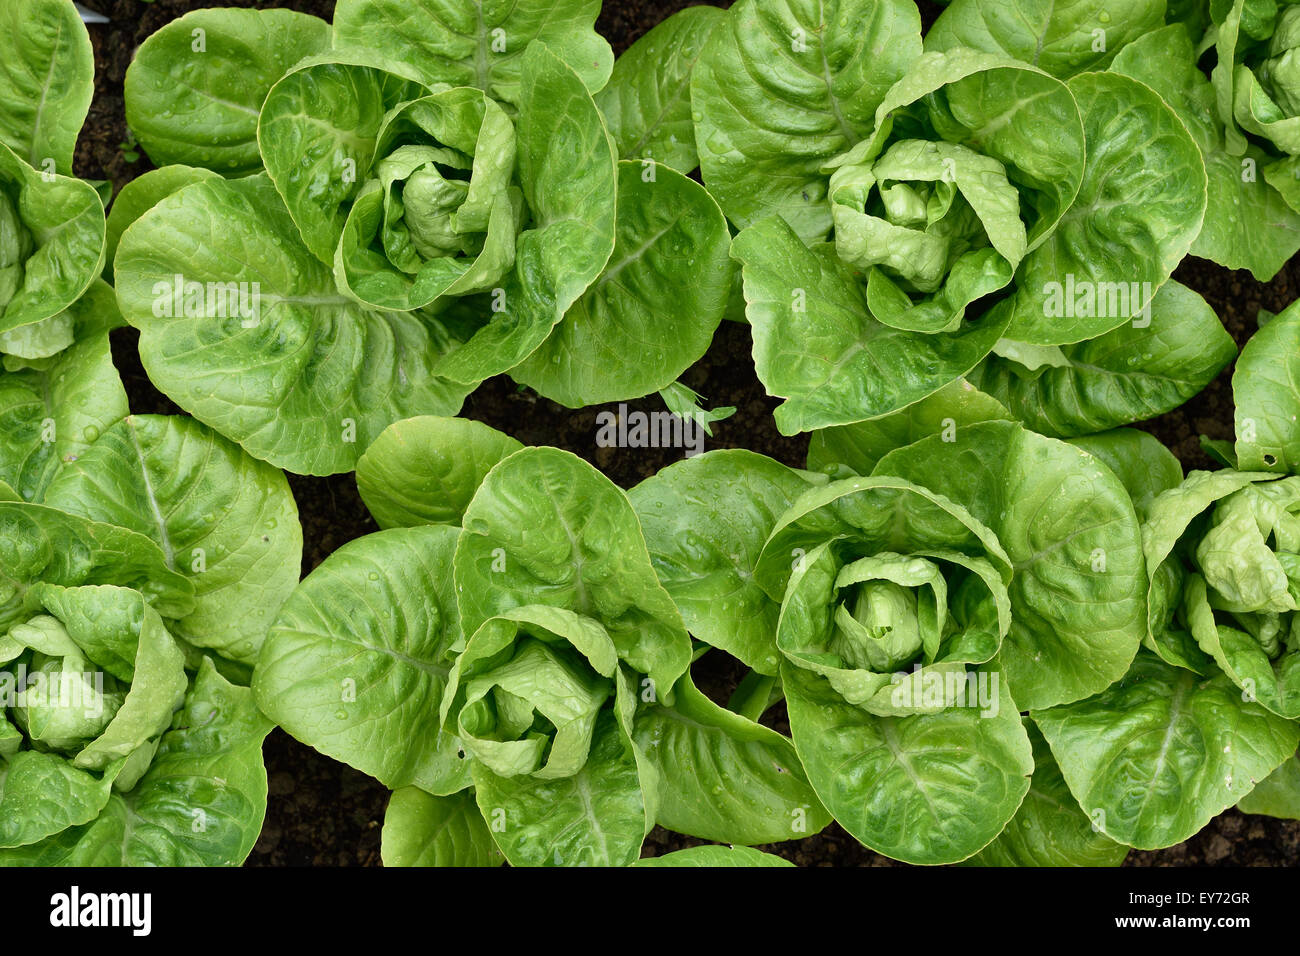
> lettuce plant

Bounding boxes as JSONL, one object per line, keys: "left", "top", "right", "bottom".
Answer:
{"left": 1028, "top": 303, "right": 1300, "bottom": 851}
{"left": 694, "top": 0, "right": 1226, "bottom": 441}
{"left": 0, "top": 0, "right": 106, "bottom": 362}
{"left": 255, "top": 416, "right": 828, "bottom": 866}
{"left": 1211, "top": 0, "right": 1300, "bottom": 210}
{"left": 111, "top": 1, "right": 733, "bottom": 476}
{"left": 632, "top": 405, "right": 1151, "bottom": 863}
{"left": 928, "top": 0, "right": 1300, "bottom": 280}
{"left": 0, "top": 289, "right": 299, "bottom": 864}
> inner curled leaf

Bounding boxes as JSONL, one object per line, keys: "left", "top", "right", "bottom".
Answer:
{"left": 828, "top": 138, "right": 1025, "bottom": 334}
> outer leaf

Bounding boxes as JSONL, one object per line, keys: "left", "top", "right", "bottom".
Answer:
{"left": 42, "top": 414, "right": 302, "bottom": 665}
{"left": 0, "top": 322, "right": 127, "bottom": 502}
{"left": 972, "top": 281, "right": 1236, "bottom": 437}
{"left": 0, "top": 501, "right": 194, "bottom": 632}
{"left": 1068, "top": 428, "right": 1184, "bottom": 522}
{"left": 806, "top": 378, "right": 1011, "bottom": 477}
{"left": 1112, "top": 25, "right": 1300, "bottom": 281}
{"left": 635, "top": 845, "right": 794, "bottom": 867}
{"left": 381, "top": 787, "right": 501, "bottom": 866}
{"left": 633, "top": 671, "right": 830, "bottom": 844}
{"left": 0, "top": 144, "right": 105, "bottom": 338}
{"left": 0, "top": 751, "right": 119, "bottom": 848}
{"left": 965, "top": 724, "right": 1128, "bottom": 866}
{"left": 124, "top": 9, "right": 331, "bottom": 176}
{"left": 473, "top": 709, "right": 646, "bottom": 867}
{"left": 333, "top": 0, "right": 613, "bottom": 105}
{"left": 105, "top": 166, "right": 219, "bottom": 273}
{"left": 114, "top": 174, "right": 473, "bottom": 475}
{"left": 1034, "top": 651, "right": 1300, "bottom": 849}
{"left": 1237, "top": 750, "right": 1300, "bottom": 819}
{"left": 1007, "top": 72, "right": 1206, "bottom": 344}
{"left": 1233, "top": 298, "right": 1300, "bottom": 471}
{"left": 926, "top": 0, "right": 1164, "bottom": 78}
{"left": 628, "top": 449, "right": 813, "bottom": 673}
{"left": 783, "top": 663, "right": 1032, "bottom": 864}
{"left": 0, "top": 660, "right": 273, "bottom": 865}
{"left": 0, "top": 0, "right": 94, "bottom": 174}
{"left": 595, "top": 7, "right": 726, "bottom": 172}
{"left": 692, "top": 0, "right": 923, "bottom": 240}
{"left": 732, "top": 216, "right": 1010, "bottom": 434}
{"left": 511, "top": 161, "right": 731, "bottom": 406}
{"left": 454, "top": 447, "right": 692, "bottom": 692}
{"left": 254, "top": 525, "right": 469, "bottom": 795}
{"left": 357, "top": 416, "right": 523, "bottom": 529}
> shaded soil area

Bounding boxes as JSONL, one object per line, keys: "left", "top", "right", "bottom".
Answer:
{"left": 82, "top": 0, "right": 1299, "bottom": 866}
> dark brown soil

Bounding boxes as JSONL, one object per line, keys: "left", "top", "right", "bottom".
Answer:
{"left": 81, "top": 0, "right": 1300, "bottom": 867}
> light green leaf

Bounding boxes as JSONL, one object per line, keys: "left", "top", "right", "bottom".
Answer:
{"left": 43, "top": 414, "right": 301, "bottom": 665}
{"left": 454, "top": 447, "right": 692, "bottom": 693}
{"left": 973, "top": 281, "right": 1236, "bottom": 437}
{"left": 783, "top": 662, "right": 1031, "bottom": 864}
{"left": 105, "top": 166, "right": 219, "bottom": 274}
{"left": 333, "top": 0, "right": 613, "bottom": 105}
{"left": 0, "top": 751, "right": 120, "bottom": 848}
{"left": 965, "top": 723, "right": 1128, "bottom": 866}
{"left": 357, "top": 415, "right": 523, "bottom": 529}
{"left": 0, "top": 322, "right": 127, "bottom": 502}
{"left": 1237, "top": 749, "right": 1300, "bottom": 819}
{"left": 114, "top": 174, "right": 473, "bottom": 475}
{"left": 0, "top": 144, "right": 105, "bottom": 339}
{"left": 511, "top": 161, "right": 731, "bottom": 406}
{"left": 0, "top": 660, "right": 272, "bottom": 865}
{"left": 732, "top": 215, "right": 1010, "bottom": 434}
{"left": 259, "top": 56, "right": 428, "bottom": 266}
{"left": 0, "top": 0, "right": 93, "bottom": 175}
{"left": 633, "top": 670, "right": 830, "bottom": 844}
{"left": 629, "top": 449, "right": 813, "bottom": 673}
{"left": 1068, "top": 428, "right": 1184, "bottom": 522}
{"left": 806, "top": 378, "right": 1011, "bottom": 477}
{"left": 254, "top": 525, "right": 469, "bottom": 795}
{"left": 124, "top": 8, "right": 331, "bottom": 176}
{"left": 1007, "top": 72, "right": 1206, "bottom": 344}
{"left": 926, "top": 0, "right": 1164, "bottom": 78}
{"left": 0, "top": 501, "right": 194, "bottom": 632}
{"left": 472, "top": 708, "right": 647, "bottom": 867}
{"left": 1233, "top": 298, "right": 1300, "bottom": 471}
{"left": 635, "top": 845, "right": 795, "bottom": 867}
{"left": 692, "top": 0, "right": 923, "bottom": 240}
{"left": 381, "top": 787, "right": 501, "bottom": 866}
{"left": 1112, "top": 24, "right": 1300, "bottom": 281}
{"left": 1034, "top": 651, "right": 1300, "bottom": 849}
{"left": 596, "top": 6, "right": 727, "bottom": 172}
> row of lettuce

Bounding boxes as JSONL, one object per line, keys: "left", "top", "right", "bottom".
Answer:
{"left": 1, "top": 0, "right": 1299, "bottom": 865}
{"left": 17, "top": 0, "right": 1300, "bottom": 474}
{"left": 6, "top": 291, "right": 1300, "bottom": 866}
